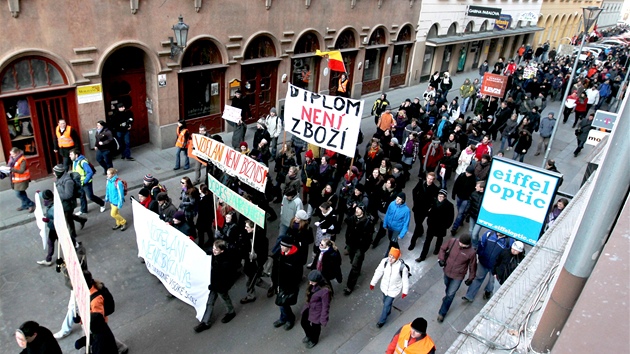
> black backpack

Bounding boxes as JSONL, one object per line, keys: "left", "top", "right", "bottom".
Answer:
{"left": 69, "top": 172, "right": 83, "bottom": 198}
{"left": 383, "top": 258, "right": 412, "bottom": 278}
{"left": 91, "top": 283, "right": 116, "bottom": 316}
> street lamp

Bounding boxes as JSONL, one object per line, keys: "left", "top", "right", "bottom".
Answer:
{"left": 541, "top": 6, "right": 602, "bottom": 168}
{"left": 170, "top": 15, "right": 189, "bottom": 59}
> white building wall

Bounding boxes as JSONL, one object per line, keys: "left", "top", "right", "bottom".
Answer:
{"left": 598, "top": 0, "right": 624, "bottom": 28}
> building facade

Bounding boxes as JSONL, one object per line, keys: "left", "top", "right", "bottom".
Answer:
{"left": 408, "top": 1, "right": 544, "bottom": 86}
{"left": 598, "top": 0, "right": 624, "bottom": 28}
{"left": 0, "top": 0, "right": 419, "bottom": 179}
{"left": 534, "top": 0, "right": 593, "bottom": 48}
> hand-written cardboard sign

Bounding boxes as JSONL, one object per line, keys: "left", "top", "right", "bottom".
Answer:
{"left": 132, "top": 199, "right": 211, "bottom": 321}
{"left": 53, "top": 186, "right": 90, "bottom": 350}
{"left": 222, "top": 104, "right": 242, "bottom": 123}
{"left": 206, "top": 173, "right": 265, "bottom": 227}
{"left": 190, "top": 134, "right": 268, "bottom": 192}
{"left": 284, "top": 83, "right": 364, "bottom": 158}
{"left": 481, "top": 73, "right": 509, "bottom": 98}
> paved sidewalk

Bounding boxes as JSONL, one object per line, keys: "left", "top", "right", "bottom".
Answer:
{"left": 0, "top": 68, "right": 594, "bottom": 230}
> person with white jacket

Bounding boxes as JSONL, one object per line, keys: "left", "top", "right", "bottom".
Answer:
{"left": 264, "top": 107, "right": 283, "bottom": 158}
{"left": 370, "top": 247, "right": 409, "bottom": 328}
{"left": 585, "top": 85, "right": 600, "bottom": 113}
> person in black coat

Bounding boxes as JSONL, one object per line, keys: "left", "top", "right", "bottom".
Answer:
{"left": 74, "top": 313, "right": 118, "bottom": 354}
{"left": 311, "top": 238, "right": 343, "bottom": 285}
{"left": 196, "top": 185, "right": 216, "bottom": 249}
{"left": 343, "top": 205, "right": 375, "bottom": 295}
{"left": 408, "top": 172, "right": 439, "bottom": 251}
{"left": 450, "top": 165, "right": 477, "bottom": 235}
{"left": 15, "top": 320, "right": 62, "bottom": 354}
{"left": 371, "top": 178, "right": 399, "bottom": 248}
{"left": 172, "top": 211, "right": 195, "bottom": 238}
{"left": 416, "top": 189, "right": 454, "bottom": 262}
{"left": 272, "top": 236, "right": 304, "bottom": 330}
{"left": 493, "top": 241, "right": 525, "bottom": 284}
{"left": 195, "top": 240, "right": 238, "bottom": 332}
{"left": 240, "top": 219, "right": 269, "bottom": 304}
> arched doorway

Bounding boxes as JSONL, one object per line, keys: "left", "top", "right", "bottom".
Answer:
{"left": 291, "top": 31, "right": 321, "bottom": 92}
{"left": 0, "top": 56, "right": 77, "bottom": 179}
{"left": 241, "top": 35, "right": 279, "bottom": 123}
{"left": 362, "top": 27, "right": 388, "bottom": 94}
{"left": 421, "top": 24, "right": 439, "bottom": 80}
{"left": 390, "top": 25, "right": 414, "bottom": 88}
{"left": 178, "top": 39, "right": 226, "bottom": 134}
{"left": 329, "top": 29, "right": 357, "bottom": 97}
{"left": 102, "top": 47, "right": 149, "bottom": 146}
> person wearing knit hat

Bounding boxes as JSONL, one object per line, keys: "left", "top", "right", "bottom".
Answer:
{"left": 305, "top": 150, "right": 314, "bottom": 159}
{"left": 54, "top": 163, "right": 87, "bottom": 245}
{"left": 381, "top": 192, "right": 411, "bottom": 257}
{"left": 370, "top": 246, "right": 409, "bottom": 328}
{"left": 295, "top": 209, "right": 309, "bottom": 221}
{"left": 138, "top": 188, "right": 159, "bottom": 214}
{"left": 493, "top": 240, "right": 525, "bottom": 285}
{"left": 302, "top": 269, "right": 333, "bottom": 348}
{"left": 171, "top": 210, "right": 193, "bottom": 237}
{"left": 386, "top": 317, "right": 435, "bottom": 354}
{"left": 253, "top": 118, "right": 271, "bottom": 152}
{"left": 239, "top": 141, "right": 250, "bottom": 154}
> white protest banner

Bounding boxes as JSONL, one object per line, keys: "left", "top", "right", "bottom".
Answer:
{"left": 53, "top": 186, "right": 90, "bottom": 350}
{"left": 34, "top": 191, "right": 47, "bottom": 250}
{"left": 284, "top": 83, "right": 364, "bottom": 157}
{"left": 189, "top": 133, "right": 268, "bottom": 192}
{"left": 132, "top": 199, "right": 211, "bottom": 320}
{"left": 222, "top": 104, "right": 242, "bottom": 123}
{"left": 206, "top": 173, "right": 265, "bottom": 227}
{"left": 523, "top": 64, "right": 537, "bottom": 79}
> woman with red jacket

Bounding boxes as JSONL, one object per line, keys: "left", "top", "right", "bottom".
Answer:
{"left": 573, "top": 92, "right": 588, "bottom": 128}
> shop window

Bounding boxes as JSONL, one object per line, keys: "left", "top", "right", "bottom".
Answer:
{"left": 1, "top": 57, "right": 66, "bottom": 93}
{"left": 291, "top": 32, "right": 321, "bottom": 92}
{"left": 4, "top": 97, "right": 37, "bottom": 156}
{"left": 368, "top": 28, "right": 386, "bottom": 46}
{"left": 180, "top": 40, "right": 224, "bottom": 120}
{"left": 335, "top": 30, "right": 356, "bottom": 49}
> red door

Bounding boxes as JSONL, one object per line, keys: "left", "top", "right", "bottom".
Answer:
{"left": 241, "top": 63, "right": 278, "bottom": 124}
{"left": 102, "top": 70, "right": 149, "bottom": 146}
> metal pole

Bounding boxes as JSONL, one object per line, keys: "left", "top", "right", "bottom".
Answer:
{"left": 541, "top": 33, "right": 587, "bottom": 168}
{"left": 611, "top": 64, "right": 630, "bottom": 112}
{"left": 531, "top": 83, "right": 630, "bottom": 352}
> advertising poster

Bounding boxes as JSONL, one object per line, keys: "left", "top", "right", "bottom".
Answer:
{"left": 477, "top": 157, "right": 562, "bottom": 245}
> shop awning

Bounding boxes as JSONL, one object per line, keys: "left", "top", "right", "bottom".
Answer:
{"left": 426, "top": 27, "right": 545, "bottom": 47}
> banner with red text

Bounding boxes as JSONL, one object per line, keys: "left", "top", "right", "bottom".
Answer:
{"left": 481, "top": 73, "right": 509, "bottom": 98}
{"left": 189, "top": 134, "right": 268, "bottom": 192}
{"left": 284, "top": 83, "right": 364, "bottom": 158}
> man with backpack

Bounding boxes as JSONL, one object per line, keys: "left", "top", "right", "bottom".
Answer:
{"left": 84, "top": 270, "right": 129, "bottom": 354}
{"left": 53, "top": 164, "right": 86, "bottom": 247}
{"left": 370, "top": 247, "right": 409, "bottom": 328}
{"left": 70, "top": 148, "right": 106, "bottom": 215}
{"left": 104, "top": 168, "right": 127, "bottom": 231}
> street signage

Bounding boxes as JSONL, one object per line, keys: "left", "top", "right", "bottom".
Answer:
{"left": 494, "top": 14, "right": 513, "bottom": 31}
{"left": 480, "top": 73, "right": 509, "bottom": 98}
{"left": 467, "top": 6, "right": 502, "bottom": 20}
{"left": 592, "top": 110, "right": 617, "bottom": 130}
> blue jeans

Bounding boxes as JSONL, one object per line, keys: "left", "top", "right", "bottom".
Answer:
{"left": 439, "top": 275, "right": 463, "bottom": 317}
{"left": 465, "top": 262, "right": 495, "bottom": 300}
{"left": 451, "top": 197, "right": 469, "bottom": 230}
{"left": 60, "top": 291, "right": 78, "bottom": 336}
{"left": 279, "top": 304, "right": 295, "bottom": 324}
{"left": 469, "top": 218, "right": 482, "bottom": 249}
{"left": 95, "top": 149, "right": 113, "bottom": 172}
{"left": 15, "top": 190, "right": 34, "bottom": 209}
{"left": 499, "top": 134, "right": 512, "bottom": 152}
{"left": 116, "top": 130, "right": 131, "bottom": 158}
{"left": 461, "top": 97, "right": 471, "bottom": 113}
{"left": 378, "top": 293, "right": 395, "bottom": 324}
{"left": 175, "top": 147, "right": 190, "bottom": 169}
{"left": 79, "top": 182, "right": 105, "bottom": 213}
{"left": 512, "top": 152, "right": 525, "bottom": 162}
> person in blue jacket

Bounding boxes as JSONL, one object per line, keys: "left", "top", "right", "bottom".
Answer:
{"left": 462, "top": 230, "right": 514, "bottom": 302}
{"left": 105, "top": 168, "right": 127, "bottom": 231}
{"left": 382, "top": 192, "right": 411, "bottom": 256}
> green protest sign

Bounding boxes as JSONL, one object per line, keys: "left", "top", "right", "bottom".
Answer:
{"left": 206, "top": 173, "right": 265, "bottom": 227}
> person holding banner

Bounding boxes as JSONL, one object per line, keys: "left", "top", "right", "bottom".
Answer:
{"left": 195, "top": 239, "right": 238, "bottom": 333}
{"left": 229, "top": 90, "right": 249, "bottom": 149}
{"left": 36, "top": 190, "right": 57, "bottom": 267}
{"left": 240, "top": 220, "right": 268, "bottom": 304}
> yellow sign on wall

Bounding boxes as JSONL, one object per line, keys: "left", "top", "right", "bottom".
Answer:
{"left": 76, "top": 84, "right": 103, "bottom": 104}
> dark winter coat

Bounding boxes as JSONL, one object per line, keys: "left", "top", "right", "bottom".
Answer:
{"left": 209, "top": 249, "right": 238, "bottom": 293}
{"left": 412, "top": 179, "right": 439, "bottom": 215}
{"left": 302, "top": 285, "right": 331, "bottom": 326}
{"left": 474, "top": 160, "right": 491, "bottom": 181}
{"left": 55, "top": 172, "right": 78, "bottom": 212}
{"left": 477, "top": 231, "right": 514, "bottom": 269}
{"left": 20, "top": 324, "right": 62, "bottom": 354}
{"left": 514, "top": 130, "right": 533, "bottom": 154}
{"left": 158, "top": 198, "right": 178, "bottom": 223}
{"left": 287, "top": 224, "right": 314, "bottom": 265}
{"left": 468, "top": 190, "right": 484, "bottom": 219}
{"left": 74, "top": 313, "right": 117, "bottom": 354}
{"left": 438, "top": 238, "right": 477, "bottom": 281}
{"left": 314, "top": 247, "right": 343, "bottom": 283}
{"left": 426, "top": 199, "right": 455, "bottom": 237}
{"left": 493, "top": 247, "right": 525, "bottom": 284}
{"left": 274, "top": 245, "right": 303, "bottom": 304}
{"left": 344, "top": 214, "right": 374, "bottom": 252}
{"left": 243, "top": 225, "right": 269, "bottom": 276}
{"left": 452, "top": 172, "right": 476, "bottom": 201}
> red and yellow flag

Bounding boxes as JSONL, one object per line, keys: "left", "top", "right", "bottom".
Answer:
{"left": 316, "top": 50, "right": 346, "bottom": 73}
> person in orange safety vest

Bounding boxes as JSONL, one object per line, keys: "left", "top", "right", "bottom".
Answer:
{"left": 8, "top": 147, "right": 35, "bottom": 212}
{"left": 386, "top": 317, "right": 436, "bottom": 354}
{"left": 54, "top": 119, "right": 80, "bottom": 171}
{"left": 174, "top": 119, "right": 191, "bottom": 170}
